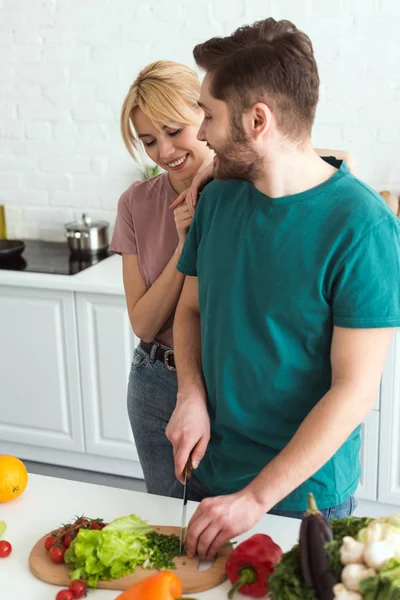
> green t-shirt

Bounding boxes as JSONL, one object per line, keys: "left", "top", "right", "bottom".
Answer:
{"left": 177, "top": 162, "right": 400, "bottom": 510}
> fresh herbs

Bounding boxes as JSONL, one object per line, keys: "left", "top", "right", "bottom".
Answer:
{"left": 146, "top": 531, "right": 181, "bottom": 570}
{"left": 330, "top": 516, "right": 372, "bottom": 542}
{"left": 325, "top": 539, "right": 343, "bottom": 580}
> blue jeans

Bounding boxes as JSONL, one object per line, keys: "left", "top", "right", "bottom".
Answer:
{"left": 170, "top": 472, "right": 357, "bottom": 520}
{"left": 127, "top": 343, "right": 177, "bottom": 496}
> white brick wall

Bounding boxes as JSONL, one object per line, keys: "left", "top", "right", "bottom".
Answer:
{"left": 0, "top": 0, "right": 399, "bottom": 240}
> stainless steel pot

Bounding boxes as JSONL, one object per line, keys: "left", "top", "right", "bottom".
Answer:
{"left": 65, "top": 213, "right": 109, "bottom": 255}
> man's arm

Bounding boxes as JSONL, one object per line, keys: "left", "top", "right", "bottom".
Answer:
{"left": 248, "top": 326, "right": 393, "bottom": 510}
{"left": 184, "top": 326, "right": 394, "bottom": 560}
{"left": 166, "top": 276, "right": 210, "bottom": 482}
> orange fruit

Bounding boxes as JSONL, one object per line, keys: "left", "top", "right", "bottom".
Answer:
{"left": 0, "top": 455, "right": 28, "bottom": 502}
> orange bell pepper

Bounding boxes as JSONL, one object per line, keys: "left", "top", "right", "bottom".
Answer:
{"left": 115, "top": 571, "right": 198, "bottom": 600}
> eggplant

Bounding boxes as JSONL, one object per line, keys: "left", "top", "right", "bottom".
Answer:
{"left": 299, "top": 493, "right": 338, "bottom": 600}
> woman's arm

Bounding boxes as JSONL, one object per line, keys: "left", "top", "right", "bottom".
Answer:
{"left": 122, "top": 249, "right": 185, "bottom": 343}
{"left": 122, "top": 202, "right": 192, "bottom": 343}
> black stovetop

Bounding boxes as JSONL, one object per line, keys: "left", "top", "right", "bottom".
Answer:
{"left": 0, "top": 239, "right": 111, "bottom": 276}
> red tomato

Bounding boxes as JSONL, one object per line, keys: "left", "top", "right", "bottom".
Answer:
{"left": 45, "top": 535, "right": 57, "bottom": 551}
{"left": 90, "top": 522, "right": 102, "bottom": 530}
{"left": 0, "top": 541, "right": 12, "bottom": 558}
{"left": 63, "top": 533, "right": 74, "bottom": 548}
{"left": 49, "top": 545, "right": 65, "bottom": 563}
{"left": 56, "top": 590, "right": 74, "bottom": 600}
{"left": 74, "top": 518, "right": 89, "bottom": 527}
{"left": 69, "top": 579, "right": 87, "bottom": 598}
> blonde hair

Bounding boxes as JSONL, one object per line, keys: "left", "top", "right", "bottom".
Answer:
{"left": 121, "top": 61, "right": 201, "bottom": 159}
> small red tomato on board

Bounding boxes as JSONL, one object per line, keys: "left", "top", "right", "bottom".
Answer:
{"left": 69, "top": 579, "right": 87, "bottom": 598}
{"left": 56, "top": 590, "right": 74, "bottom": 600}
{"left": 63, "top": 533, "right": 74, "bottom": 548}
{"left": 74, "top": 518, "right": 89, "bottom": 527}
{"left": 49, "top": 545, "right": 65, "bottom": 563}
{"left": 45, "top": 535, "right": 57, "bottom": 551}
{"left": 0, "top": 541, "right": 12, "bottom": 558}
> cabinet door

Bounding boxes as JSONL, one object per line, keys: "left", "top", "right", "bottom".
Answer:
{"left": 357, "top": 411, "right": 379, "bottom": 501}
{"left": 0, "top": 286, "right": 84, "bottom": 451}
{"left": 378, "top": 332, "right": 400, "bottom": 505}
{"left": 76, "top": 293, "right": 139, "bottom": 461}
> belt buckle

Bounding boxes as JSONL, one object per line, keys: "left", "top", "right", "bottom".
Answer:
{"left": 164, "top": 349, "right": 175, "bottom": 371}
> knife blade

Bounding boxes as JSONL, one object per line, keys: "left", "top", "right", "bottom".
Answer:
{"left": 179, "top": 463, "right": 189, "bottom": 554}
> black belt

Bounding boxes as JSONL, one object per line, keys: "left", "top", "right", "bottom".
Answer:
{"left": 139, "top": 341, "right": 176, "bottom": 371}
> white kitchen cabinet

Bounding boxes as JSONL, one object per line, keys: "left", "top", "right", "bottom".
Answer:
{"left": 357, "top": 411, "right": 380, "bottom": 501}
{"left": 76, "top": 293, "right": 140, "bottom": 463}
{"left": 378, "top": 332, "right": 400, "bottom": 505}
{"left": 0, "top": 286, "right": 84, "bottom": 451}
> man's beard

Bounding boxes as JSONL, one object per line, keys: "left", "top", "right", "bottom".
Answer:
{"left": 212, "top": 120, "right": 263, "bottom": 183}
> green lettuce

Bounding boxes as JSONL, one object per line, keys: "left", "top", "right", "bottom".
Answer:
{"left": 103, "top": 513, "right": 153, "bottom": 536}
{"left": 64, "top": 514, "right": 179, "bottom": 588}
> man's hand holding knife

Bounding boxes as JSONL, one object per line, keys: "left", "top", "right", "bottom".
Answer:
{"left": 166, "top": 389, "right": 265, "bottom": 561}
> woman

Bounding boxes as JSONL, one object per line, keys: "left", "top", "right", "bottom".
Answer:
{"left": 110, "top": 61, "right": 213, "bottom": 496}
{"left": 110, "top": 59, "right": 355, "bottom": 496}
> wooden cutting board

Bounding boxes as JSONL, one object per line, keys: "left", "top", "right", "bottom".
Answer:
{"left": 29, "top": 525, "right": 233, "bottom": 594}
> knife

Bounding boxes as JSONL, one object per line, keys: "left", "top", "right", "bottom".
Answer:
{"left": 179, "top": 462, "right": 190, "bottom": 554}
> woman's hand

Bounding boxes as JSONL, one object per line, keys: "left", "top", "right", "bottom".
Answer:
{"left": 170, "top": 160, "right": 214, "bottom": 216}
{"left": 173, "top": 202, "right": 192, "bottom": 245}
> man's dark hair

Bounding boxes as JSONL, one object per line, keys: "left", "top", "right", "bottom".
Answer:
{"left": 193, "top": 18, "right": 320, "bottom": 141}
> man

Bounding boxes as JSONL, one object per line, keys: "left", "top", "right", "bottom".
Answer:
{"left": 166, "top": 18, "right": 400, "bottom": 560}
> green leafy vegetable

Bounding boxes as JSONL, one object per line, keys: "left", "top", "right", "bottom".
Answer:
{"left": 268, "top": 545, "right": 315, "bottom": 600}
{"left": 103, "top": 514, "right": 153, "bottom": 536}
{"left": 64, "top": 514, "right": 181, "bottom": 588}
{"left": 330, "top": 516, "right": 372, "bottom": 542}
{"left": 325, "top": 539, "right": 342, "bottom": 580}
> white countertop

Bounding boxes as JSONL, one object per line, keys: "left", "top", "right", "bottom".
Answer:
{"left": 0, "top": 254, "right": 124, "bottom": 295}
{"left": 1, "top": 473, "right": 300, "bottom": 600}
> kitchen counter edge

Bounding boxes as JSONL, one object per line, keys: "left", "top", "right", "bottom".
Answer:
{"left": 0, "top": 254, "right": 124, "bottom": 295}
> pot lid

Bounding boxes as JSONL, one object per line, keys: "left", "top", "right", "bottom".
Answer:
{"left": 65, "top": 213, "right": 109, "bottom": 231}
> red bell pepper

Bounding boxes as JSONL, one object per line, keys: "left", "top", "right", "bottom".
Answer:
{"left": 226, "top": 533, "right": 282, "bottom": 598}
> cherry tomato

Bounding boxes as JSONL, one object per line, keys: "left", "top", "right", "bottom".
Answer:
{"left": 0, "top": 541, "right": 12, "bottom": 558}
{"left": 56, "top": 590, "right": 74, "bottom": 600}
{"left": 74, "top": 518, "right": 89, "bottom": 527}
{"left": 63, "top": 533, "right": 74, "bottom": 548}
{"left": 69, "top": 579, "right": 87, "bottom": 598}
{"left": 90, "top": 522, "right": 102, "bottom": 530}
{"left": 45, "top": 535, "right": 57, "bottom": 551}
{"left": 0, "top": 541, "right": 11, "bottom": 558}
{"left": 49, "top": 545, "right": 65, "bottom": 563}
